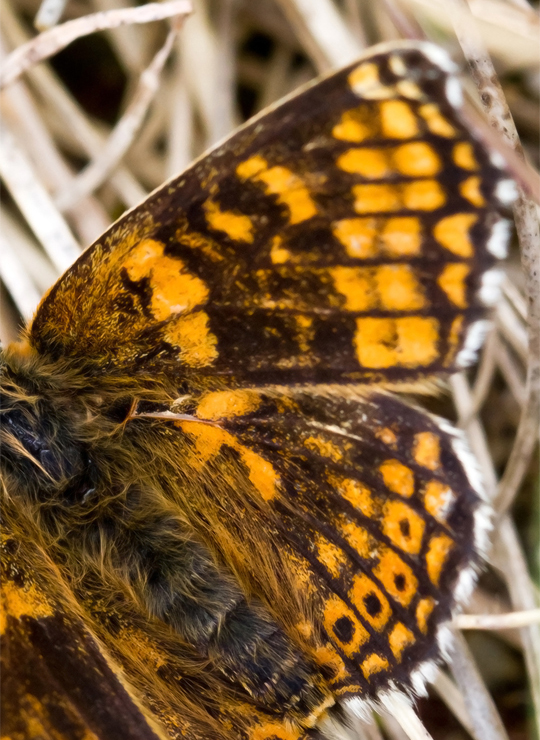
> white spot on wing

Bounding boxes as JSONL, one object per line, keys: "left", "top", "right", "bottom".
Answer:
{"left": 418, "top": 42, "right": 457, "bottom": 74}
{"left": 445, "top": 76, "right": 463, "bottom": 108}
{"left": 495, "top": 178, "right": 518, "bottom": 206}
{"left": 479, "top": 268, "right": 504, "bottom": 306}
{"left": 487, "top": 218, "right": 511, "bottom": 258}
{"left": 456, "top": 319, "right": 491, "bottom": 368}
{"left": 489, "top": 150, "right": 506, "bottom": 169}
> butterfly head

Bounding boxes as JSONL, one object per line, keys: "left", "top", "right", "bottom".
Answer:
{"left": 0, "top": 346, "right": 99, "bottom": 509}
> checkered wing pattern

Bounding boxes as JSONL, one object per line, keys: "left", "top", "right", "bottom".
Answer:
{"left": 30, "top": 42, "right": 513, "bottom": 386}
{"left": 170, "top": 386, "right": 488, "bottom": 702}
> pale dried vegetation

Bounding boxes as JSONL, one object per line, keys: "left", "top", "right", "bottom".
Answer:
{"left": 0, "top": 1, "right": 538, "bottom": 739}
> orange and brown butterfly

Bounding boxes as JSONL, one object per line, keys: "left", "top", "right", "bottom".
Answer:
{"left": 0, "top": 40, "right": 516, "bottom": 740}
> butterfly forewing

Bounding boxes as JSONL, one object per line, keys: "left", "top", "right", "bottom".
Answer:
{"left": 30, "top": 42, "right": 512, "bottom": 386}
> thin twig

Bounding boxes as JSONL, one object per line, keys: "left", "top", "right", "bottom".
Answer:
{"left": 0, "top": 0, "right": 192, "bottom": 89}
{"left": 455, "top": 608, "right": 540, "bottom": 630}
{"left": 0, "top": 0, "right": 146, "bottom": 209}
{"left": 432, "top": 671, "right": 478, "bottom": 739}
{"left": 448, "top": 630, "right": 509, "bottom": 740}
{"left": 34, "top": 0, "right": 68, "bottom": 31}
{"left": 0, "top": 235, "right": 42, "bottom": 321}
{"left": 274, "top": 0, "right": 361, "bottom": 71}
{"left": 0, "top": 123, "right": 80, "bottom": 271}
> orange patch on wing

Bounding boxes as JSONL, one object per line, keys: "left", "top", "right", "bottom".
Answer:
{"left": 416, "top": 597, "right": 436, "bottom": 634}
{"left": 236, "top": 155, "right": 317, "bottom": 224}
{"left": 123, "top": 239, "right": 209, "bottom": 321}
{"left": 360, "top": 653, "right": 389, "bottom": 679}
{"left": 348, "top": 63, "right": 394, "bottom": 99}
{"left": 269, "top": 235, "right": 291, "bottom": 264}
{"left": 352, "top": 183, "right": 402, "bottom": 213}
{"left": 396, "top": 80, "right": 423, "bottom": 100}
{"left": 1, "top": 579, "right": 54, "bottom": 627}
{"left": 332, "top": 218, "right": 378, "bottom": 259}
{"left": 323, "top": 596, "right": 370, "bottom": 657}
{"left": 444, "top": 315, "right": 464, "bottom": 366}
{"left": 373, "top": 547, "right": 418, "bottom": 607}
{"left": 332, "top": 109, "right": 372, "bottom": 143}
{"left": 312, "top": 644, "right": 348, "bottom": 682}
{"left": 337, "top": 148, "right": 390, "bottom": 178}
{"left": 331, "top": 265, "right": 425, "bottom": 313}
{"left": 379, "top": 100, "right": 419, "bottom": 138}
{"left": 331, "top": 476, "right": 376, "bottom": 517}
{"left": 424, "top": 480, "right": 455, "bottom": 523}
{"left": 354, "top": 316, "right": 440, "bottom": 369}
{"left": 330, "top": 266, "right": 375, "bottom": 311}
{"left": 413, "top": 432, "right": 441, "bottom": 471}
{"left": 426, "top": 534, "right": 454, "bottom": 585}
{"left": 437, "top": 263, "right": 470, "bottom": 308}
{"left": 381, "top": 500, "right": 425, "bottom": 555}
{"left": 241, "top": 448, "right": 281, "bottom": 502}
{"left": 338, "top": 519, "right": 374, "bottom": 558}
{"left": 332, "top": 216, "right": 422, "bottom": 260}
{"left": 389, "top": 622, "right": 415, "bottom": 660}
{"left": 381, "top": 217, "right": 422, "bottom": 257}
{"left": 453, "top": 141, "right": 479, "bottom": 171}
{"left": 433, "top": 213, "right": 478, "bottom": 257}
{"left": 180, "top": 421, "right": 280, "bottom": 501}
{"left": 349, "top": 573, "right": 392, "bottom": 631}
{"left": 374, "top": 264, "right": 426, "bottom": 311}
{"left": 179, "top": 422, "right": 236, "bottom": 466}
{"left": 196, "top": 390, "right": 261, "bottom": 420}
{"left": 379, "top": 459, "right": 414, "bottom": 497}
{"left": 376, "top": 426, "right": 397, "bottom": 447}
{"left": 460, "top": 176, "right": 485, "bottom": 207}
{"left": 393, "top": 142, "right": 441, "bottom": 177}
{"left": 165, "top": 311, "right": 218, "bottom": 367}
{"left": 315, "top": 535, "right": 348, "bottom": 578}
{"left": 402, "top": 179, "right": 446, "bottom": 211}
{"left": 418, "top": 103, "right": 456, "bottom": 138}
{"left": 250, "top": 722, "right": 304, "bottom": 740}
{"left": 304, "top": 435, "right": 343, "bottom": 462}
{"left": 203, "top": 200, "right": 254, "bottom": 242}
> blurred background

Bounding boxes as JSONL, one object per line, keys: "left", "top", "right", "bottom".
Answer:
{"left": 0, "top": 1, "right": 538, "bottom": 739}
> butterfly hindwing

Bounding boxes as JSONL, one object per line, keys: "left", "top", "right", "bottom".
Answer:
{"left": 162, "top": 386, "right": 488, "bottom": 701}
{"left": 30, "top": 42, "right": 512, "bottom": 386}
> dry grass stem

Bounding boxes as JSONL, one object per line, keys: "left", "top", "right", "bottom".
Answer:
{"left": 448, "top": 631, "right": 509, "bottom": 740}
{"left": 34, "top": 0, "right": 68, "bottom": 31}
{"left": 455, "top": 608, "right": 540, "bottom": 630}
{"left": 0, "top": 234, "right": 42, "bottom": 321}
{"left": 431, "top": 671, "right": 477, "bottom": 738}
{"left": 55, "top": 23, "right": 180, "bottom": 210}
{"left": 0, "top": 122, "right": 80, "bottom": 269}
{"left": 275, "top": 0, "right": 361, "bottom": 71}
{"left": 0, "top": 0, "right": 192, "bottom": 89}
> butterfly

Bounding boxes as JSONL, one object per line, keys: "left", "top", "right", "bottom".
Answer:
{"left": 0, "top": 40, "right": 516, "bottom": 740}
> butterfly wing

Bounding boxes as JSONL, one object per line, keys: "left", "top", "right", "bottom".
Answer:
{"left": 157, "top": 386, "right": 488, "bottom": 703}
{"left": 0, "top": 521, "right": 166, "bottom": 740}
{"left": 29, "top": 42, "right": 513, "bottom": 386}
